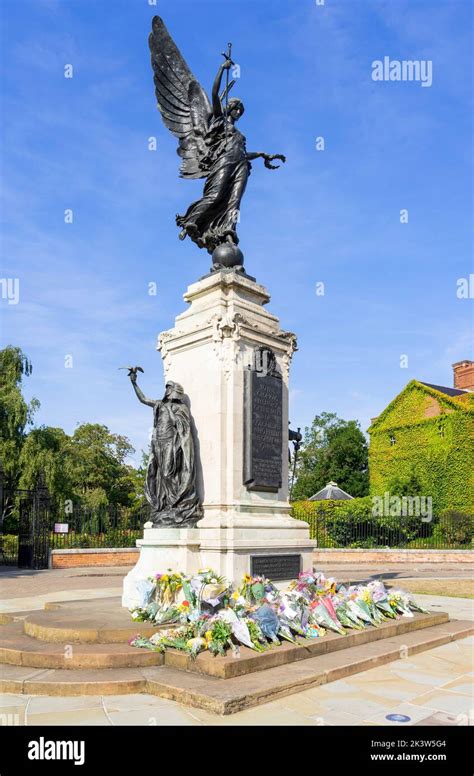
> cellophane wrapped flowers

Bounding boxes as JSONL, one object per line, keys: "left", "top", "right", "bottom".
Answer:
{"left": 128, "top": 568, "right": 429, "bottom": 659}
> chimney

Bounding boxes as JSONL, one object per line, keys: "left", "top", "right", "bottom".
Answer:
{"left": 452, "top": 360, "right": 474, "bottom": 391}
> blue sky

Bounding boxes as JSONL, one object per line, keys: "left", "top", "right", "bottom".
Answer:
{"left": 1, "top": 0, "right": 472, "bottom": 464}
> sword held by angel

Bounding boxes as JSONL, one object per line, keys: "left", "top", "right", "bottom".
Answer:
{"left": 149, "top": 16, "right": 286, "bottom": 273}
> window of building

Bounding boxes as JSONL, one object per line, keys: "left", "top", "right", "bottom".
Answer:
{"left": 390, "top": 435, "right": 396, "bottom": 446}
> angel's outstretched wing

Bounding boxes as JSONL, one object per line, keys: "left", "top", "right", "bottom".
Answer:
{"left": 149, "top": 16, "right": 212, "bottom": 179}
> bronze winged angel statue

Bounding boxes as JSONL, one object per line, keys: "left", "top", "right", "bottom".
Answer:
{"left": 149, "top": 16, "right": 286, "bottom": 272}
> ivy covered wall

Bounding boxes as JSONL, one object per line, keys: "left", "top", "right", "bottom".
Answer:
{"left": 368, "top": 381, "right": 474, "bottom": 513}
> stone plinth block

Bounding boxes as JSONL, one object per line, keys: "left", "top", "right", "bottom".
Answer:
{"left": 122, "top": 529, "right": 200, "bottom": 608}
{"left": 197, "top": 514, "right": 314, "bottom": 585}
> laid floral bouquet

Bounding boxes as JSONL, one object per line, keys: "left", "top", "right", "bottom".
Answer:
{"left": 238, "top": 574, "right": 279, "bottom": 605}
{"left": 128, "top": 568, "right": 429, "bottom": 659}
{"left": 130, "top": 570, "right": 189, "bottom": 625}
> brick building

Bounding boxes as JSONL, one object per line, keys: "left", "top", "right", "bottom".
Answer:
{"left": 368, "top": 361, "right": 474, "bottom": 513}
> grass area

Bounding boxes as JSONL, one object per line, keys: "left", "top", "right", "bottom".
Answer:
{"left": 385, "top": 578, "right": 474, "bottom": 599}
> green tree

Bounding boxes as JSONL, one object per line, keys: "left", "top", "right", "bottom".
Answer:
{"left": 0, "top": 346, "right": 39, "bottom": 490}
{"left": 68, "top": 423, "right": 135, "bottom": 508}
{"left": 0, "top": 346, "right": 146, "bottom": 515}
{"left": 126, "top": 449, "right": 149, "bottom": 511}
{"left": 18, "top": 426, "right": 73, "bottom": 506}
{"left": 291, "top": 412, "right": 369, "bottom": 500}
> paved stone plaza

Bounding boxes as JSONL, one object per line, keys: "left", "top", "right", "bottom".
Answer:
{"left": 0, "top": 564, "right": 472, "bottom": 726}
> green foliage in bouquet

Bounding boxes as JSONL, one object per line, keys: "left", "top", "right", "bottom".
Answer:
{"left": 206, "top": 620, "right": 233, "bottom": 657}
{"left": 244, "top": 618, "right": 268, "bottom": 652}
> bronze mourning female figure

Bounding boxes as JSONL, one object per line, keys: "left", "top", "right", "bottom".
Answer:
{"left": 149, "top": 16, "right": 286, "bottom": 272}
{"left": 129, "top": 371, "right": 201, "bottom": 527}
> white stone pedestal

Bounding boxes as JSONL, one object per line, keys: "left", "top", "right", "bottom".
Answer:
{"left": 122, "top": 528, "right": 200, "bottom": 609}
{"left": 122, "top": 269, "right": 315, "bottom": 607}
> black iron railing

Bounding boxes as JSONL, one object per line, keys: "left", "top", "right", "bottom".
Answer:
{"left": 291, "top": 502, "right": 473, "bottom": 550}
{"left": 0, "top": 488, "right": 151, "bottom": 566}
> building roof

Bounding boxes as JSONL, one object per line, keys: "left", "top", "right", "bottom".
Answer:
{"left": 368, "top": 379, "right": 473, "bottom": 434}
{"left": 308, "top": 481, "right": 354, "bottom": 501}
{"left": 419, "top": 382, "right": 467, "bottom": 397}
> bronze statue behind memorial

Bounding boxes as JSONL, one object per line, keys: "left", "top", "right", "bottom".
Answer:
{"left": 149, "top": 15, "right": 286, "bottom": 273}
{"left": 128, "top": 369, "right": 202, "bottom": 527}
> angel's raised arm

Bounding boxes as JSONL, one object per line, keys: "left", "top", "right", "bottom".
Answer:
{"left": 212, "top": 61, "right": 230, "bottom": 118}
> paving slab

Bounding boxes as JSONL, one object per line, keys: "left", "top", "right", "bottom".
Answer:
{"left": 27, "top": 695, "right": 104, "bottom": 714}
{"left": 439, "top": 674, "right": 474, "bottom": 696}
{"left": 26, "top": 708, "right": 112, "bottom": 726}
{"left": 104, "top": 706, "right": 198, "bottom": 726}
{"left": 0, "top": 588, "right": 123, "bottom": 614}
{"left": 410, "top": 688, "right": 473, "bottom": 717}
{"left": 365, "top": 702, "right": 439, "bottom": 726}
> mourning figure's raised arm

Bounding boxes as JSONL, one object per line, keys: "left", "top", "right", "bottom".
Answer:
{"left": 130, "top": 376, "right": 156, "bottom": 407}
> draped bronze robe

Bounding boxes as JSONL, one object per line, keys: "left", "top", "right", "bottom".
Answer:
{"left": 145, "top": 399, "right": 201, "bottom": 525}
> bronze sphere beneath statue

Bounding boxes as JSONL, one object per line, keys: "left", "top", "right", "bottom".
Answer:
{"left": 211, "top": 242, "right": 245, "bottom": 272}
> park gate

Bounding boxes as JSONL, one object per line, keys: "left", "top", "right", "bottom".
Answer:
{"left": 0, "top": 472, "right": 51, "bottom": 569}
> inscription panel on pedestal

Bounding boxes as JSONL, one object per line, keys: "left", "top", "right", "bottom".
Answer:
{"left": 243, "top": 352, "right": 283, "bottom": 492}
{"left": 251, "top": 554, "right": 302, "bottom": 581}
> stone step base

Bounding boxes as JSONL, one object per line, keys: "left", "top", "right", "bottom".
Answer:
{"left": 162, "top": 611, "right": 449, "bottom": 678}
{"left": 0, "top": 623, "right": 164, "bottom": 669}
{"left": 1, "top": 619, "right": 471, "bottom": 713}
{"left": 22, "top": 598, "right": 161, "bottom": 644}
{"left": 0, "top": 612, "right": 446, "bottom": 674}
{"left": 0, "top": 596, "right": 450, "bottom": 676}
{"left": 0, "top": 664, "right": 146, "bottom": 696}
